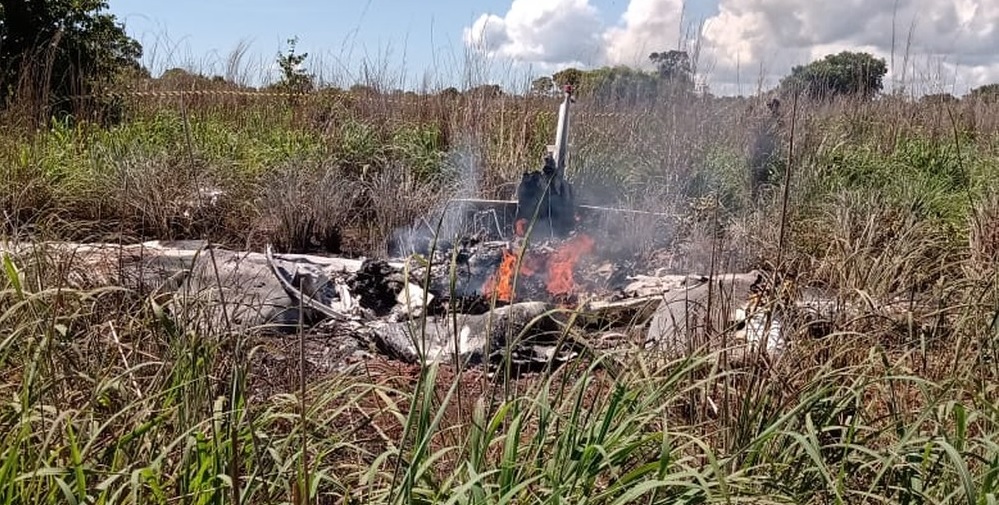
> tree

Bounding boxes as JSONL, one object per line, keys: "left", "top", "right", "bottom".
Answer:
{"left": 546, "top": 66, "right": 659, "bottom": 104}
{"left": 530, "top": 76, "right": 555, "bottom": 96}
{"left": 273, "top": 37, "right": 313, "bottom": 93}
{"left": 465, "top": 84, "right": 502, "bottom": 98}
{"left": 968, "top": 83, "right": 999, "bottom": 103}
{"left": 552, "top": 68, "right": 583, "bottom": 89}
{"left": 438, "top": 87, "right": 460, "bottom": 99}
{"left": 0, "top": 0, "right": 142, "bottom": 117}
{"left": 579, "top": 65, "right": 658, "bottom": 105}
{"left": 157, "top": 67, "right": 232, "bottom": 90}
{"left": 549, "top": 60, "right": 693, "bottom": 105}
{"left": 649, "top": 50, "right": 692, "bottom": 92}
{"left": 780, "top": 51, "right": 887, "bottom": 100}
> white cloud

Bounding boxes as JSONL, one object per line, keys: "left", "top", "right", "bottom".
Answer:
{"left": 462, "top": 0, "right": 606, "bottom": 67}
{"left": 465, "top": 0, "right": 999, "bottom": 95}
{"left": 603, "top": 0, "right": 686, "bottom": 66}
{"left": 462, "top": 0, "right": 688, "bottom": 70}
{"left": 699, "top": 0, "right": 999, "bottom": 94}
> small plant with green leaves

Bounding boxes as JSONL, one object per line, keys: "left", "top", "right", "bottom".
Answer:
{"left": 2, "top": 45, "right": 999, "bottom": 504}
{"left": 273, "top": 37, "right": 314, "bottom": 94}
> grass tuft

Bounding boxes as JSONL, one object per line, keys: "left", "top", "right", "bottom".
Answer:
{"left": 1, "top": 77, "right": 998, "bottom": 503}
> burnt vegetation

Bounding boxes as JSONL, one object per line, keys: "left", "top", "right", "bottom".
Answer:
{"left": 2, "top": 3, "right": 999, "bottom": 504}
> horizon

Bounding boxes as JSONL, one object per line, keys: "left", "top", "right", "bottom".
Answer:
{"left": 107, "top": 0, "right": 999, "bottom": 97}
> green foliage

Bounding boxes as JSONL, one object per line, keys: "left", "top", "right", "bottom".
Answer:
{"left": 155, "top": 68, "right": 232, "bottom": 90}
{"left": 806, "top": 133, "right": 993, "bottom": 230}
{"left": 552, "top": 68, "right": 584, "bottom": 89}
{"left": 391, "top": 124, "right": 446, "bottom": 181}
{"left": 0, "top": 0, "right": 142, "bottom": 117}
{"left": 1, "top": 74, "right": 999, "bottom": 504}
{"left": 780, "top": 51, "right": 888, "bottom": 100}
{"left": 530, "top": 76, "right": 555, "bottom": 96}
{"left": 585, "top": 66, "right": 662, "bottom": 104}
{"left": 690, "top": 145, "right": 750, "bottom": 207}
{"left": 0, "top": 264, "right": 996, "bottom": 503}
{"left": 547, "top": 54, "right": 693, "bottom": 106}
{"left": 272, "top": 37, "right": 314, "bottom": 93}
{"left": 968, "top": 83, "right": 999, "bottom": 103}
{"left": 649, "top": 50, "right": 693, "bottom": 93}
{"left": 550, "top": 66, "right": 662, "bottom": 105}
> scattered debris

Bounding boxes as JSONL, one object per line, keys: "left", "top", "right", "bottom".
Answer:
{"left": 0, "top": 91, "right": 816, "bottom": 374}
{"left": 366, "top": 301, "right": 575, "bottom": 369}
{"left": 1, "top": 236, "right": 804, "bottom": 373}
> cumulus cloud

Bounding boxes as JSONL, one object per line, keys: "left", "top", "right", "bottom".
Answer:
{"left": 602, "top": 0, "right": 686, "bottom": 66}
{"left": 465, "top": 0, "right": 999, "bottom": 95}
{"left": 462, "top": 0, "right": 606, "bottom": 68}
{"left": 699, "top": 0, "right": 999, "bottom": 94}
{"left": 462, "top": 0, "right": 689, "bottom": 69}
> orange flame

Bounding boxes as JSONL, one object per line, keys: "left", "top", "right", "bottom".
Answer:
{"left": 546, "top": 234, "right": 594, "bottom": 298}
{"left": 482, "top": 249, "right": 519, "bottom": 302}
{"left": 482, "top": 232, "right": 594, "bottom": 304}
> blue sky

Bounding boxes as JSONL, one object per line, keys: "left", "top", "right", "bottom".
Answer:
{"left": 108, "top": 0, "right": 720, "bottom": 90}
{"left": 107, "top": 0, "right": 999, "bottom": 96}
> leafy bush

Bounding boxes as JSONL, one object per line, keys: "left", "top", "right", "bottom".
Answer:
{"left": 968, "top": 83, "right": 999, "bottom": 103}
{"left": 780, "top": 51, "right": 888, "bottom": 100}
{"left": 0, "top": 0, "right": 143, "bottom": 122}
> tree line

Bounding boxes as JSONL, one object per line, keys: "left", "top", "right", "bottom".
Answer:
{"left": 530, "top": 49, "right": 696, "bottom": 105}
{"left": 534, "top": 50, "right": 890, "bottom": 103}
{"left": 2, "top": 0, "right": 999, "bottom": 123}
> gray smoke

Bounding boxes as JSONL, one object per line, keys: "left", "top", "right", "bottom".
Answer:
{"left": 387, "top": 139, "right": 483, "bottom": 257}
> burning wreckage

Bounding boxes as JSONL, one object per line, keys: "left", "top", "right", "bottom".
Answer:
{"left": 13, "top": 87, "right": 808, "bottom": 373}
{"left": 262, "top": 86, "right": 797, "bottom": 370}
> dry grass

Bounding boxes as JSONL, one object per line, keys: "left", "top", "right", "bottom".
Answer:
{"left": 1, "top": 76, "right": 999, "bottom": 503}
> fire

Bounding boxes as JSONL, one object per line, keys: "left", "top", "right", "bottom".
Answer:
{"left": 481, "top": 232, "right": 594, "bottom": 304}
{"left": 545, "top": 233, "right": 594, "bottom": 298}
{"left": 482, "top": 249, "right": 518, "bottom": 302}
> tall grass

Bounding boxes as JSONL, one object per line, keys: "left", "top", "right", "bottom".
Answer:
{"left": 1, "top": 242, "right": 996, "bottom": 503}
{"left": 2, "top": 67, "right": 999, "bottom": 504}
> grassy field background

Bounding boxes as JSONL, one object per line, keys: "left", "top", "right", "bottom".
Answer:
{"left": 1, "top": 74, "right": 998, "bottom": 503}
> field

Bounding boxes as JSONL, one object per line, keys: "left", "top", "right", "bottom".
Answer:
{"left": 1, "top": 81, "right": 998, "bottom": 504}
